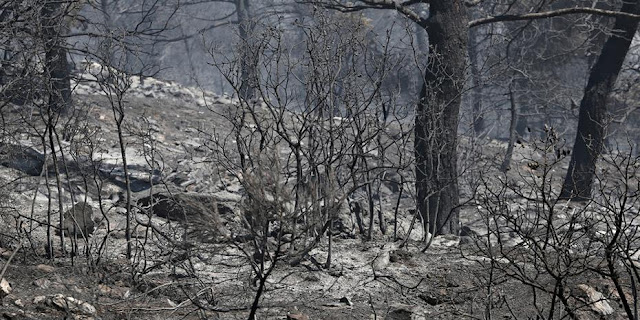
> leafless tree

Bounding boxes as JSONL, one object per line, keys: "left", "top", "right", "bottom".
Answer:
{"left": 471, "top": 127, "right": 640, "bottom": 319}
{"left": 560, "top": 0, "right": 640, "bottom": 200}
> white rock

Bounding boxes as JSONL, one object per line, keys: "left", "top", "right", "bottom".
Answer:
{"left": 33, "top": 278, "right": 51, "bottom": 289}
{"left": 33, "top": 295, "right": 47, "bottom": 304}
{"left": 431, "top": 235, "right": 459, "bottom": 247}
{"left": 577, "top": 284, "right": 614, "bottom": 316}
{"left": 50, "top": 294, "right": 97, "bottom": 316}
{"left": 213, "top": 190, "right": 242, "bottom": 202}
{"left": 373, "top": 243, "right": 397, "bottom": 271}
{"left": 1, "top": 278, "right": 12, "bottom": 296}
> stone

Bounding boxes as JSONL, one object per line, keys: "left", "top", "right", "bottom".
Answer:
{"left": 385, "top": 304, "right": 425, "bottom": 320}
{"left": 35, "top": 264, "right": 54, "bottom": 273}
{"left": 33, "top": 278, "right": 51, "bottom": 289}
{"left": 0, "top": 143, "right": 44, "bottom": 176}
{"left": 576, "top": 284, "right": 614, "bottom": 316}
{"left": 459, "top": 236, "right": 475, "bottom": 245}
{"left": 99, "top": 284, "right": 130, "bottom": 299}
{"left": 2, "top": 311, "right": 23, "bottom": 320}
{"left": 138, "top": 193, "right": 220, "bottom": 220}
{"left": 215, "top": 201, "right": 236, "bottom": 216}
{"left": 287, "top": 313, "right": 310, "bottom": 320}
{"left": 212, "top": 190, "right": 242, "bottom": 203}
{"left": 419, "top": 293, "right": 442, "bottom": 306}
{"left": 49, "top": 294, "right": 96, "bottom": 316}
{"left": 373, "top": 245, "right": 393, "bottom": 271}
{"left": 328, "top": 267, "right": 343, "bottom": 278}
{"left": 33, "top": 296, "right": 46, "bottom": 304}
{"left": 445, "top": 273, "right": 461, "bottom": 288}
{"left": 62, "top": 203, "right": 95, "bottom": 237}
{"left": 304, "top": 274, "right": 320, "bottom": 282}
{"left": 460, "top": 226, "right": 479, "bottom": 238}
{"left": 339, "top": 296, "right": 353, "bottom": 306}
{"left": 1, "top": 278, "right": 11, "bottom": 298}
{"left": 575, "top": 310, "right": 600, "bottom": 320}
{"left": 381, "top": 171, "right": 402, "bottom": 194}
{"left": 137, "top": 192, "right": 229, "bottom": 237}
{"left": 389, "top": 250, "right": 413, "bottom": 263}
{"left": 431, "top": 235, "right": 459, "bottom": 248}
{"left": 323, "top": 301, "right": 345, "bottom": 308}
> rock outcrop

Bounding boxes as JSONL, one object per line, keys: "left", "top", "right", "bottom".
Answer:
{"left": 61, "top": 202, "right": 95, "bottom": 238}
{"left": 136, "top": 192, "right": 233, "bottom": 239}
{"left": 0, "top": 143, "right": 44, "bottom": 176}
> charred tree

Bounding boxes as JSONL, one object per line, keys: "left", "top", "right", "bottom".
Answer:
{"left": 236, "top": 0, "right": 258, "bottom": 100}
{"left": 415, "top": 1, "right": 467, "bottom": 236}
{"left": 560, "top": 0, "right": 640, "bottom": 201}
{"left": 468, "top": 12, "right": 484, "bottom": 136}
{"left": 42, "top": 0, "right": 71, "bottom": 115}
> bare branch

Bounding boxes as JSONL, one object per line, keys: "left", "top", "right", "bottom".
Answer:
{"left": 155, "top": 18, "right": 237, "bottom": 43}
{"left": 303, "top": 0, "right": 428, "bottom": 27}
{"left": 470, "top": 7, "right": 640, "bottom": 28}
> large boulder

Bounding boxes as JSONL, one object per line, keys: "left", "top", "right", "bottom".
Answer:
{"left": 137, "top": 192, "right": 232, "bottom": 238}
{"left": 62, "top": 202, "right": 95, "bottom": 237}
{"left": 137, "top": 192, "right": 230, "bottom": 220}
{"left": 0, "top": 143, "right": 44, "bottom": 176}
{"left": 385, "top": 304, "right": 426, "bottom": 320}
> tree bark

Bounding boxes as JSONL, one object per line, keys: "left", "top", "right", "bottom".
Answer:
{"left": 560, "top": 0, "right": 640, "bottom": 201}
{"left": 42, "top": 0, "right": 71, "bottom": 116}
{"left": 236, "top": 0, "right": 258, "bottom": 100}
{"left": 501, "top": 84, "right": 519, "bottom": 172}
{"left": 415, "top": 1, "right": 467, "bottom": 236}
{"left": 99, "top": 0, "right": 116, "bottom": 64}
{"left": 468, "top": 15, "right": 484, "bottom": 136}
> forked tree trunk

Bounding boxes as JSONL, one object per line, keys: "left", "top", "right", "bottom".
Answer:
{"left": 560, "top": 0, "right": 640, "bottom": 200}
{"left": 415, "top": 1, "right": 467, "bottom": 236}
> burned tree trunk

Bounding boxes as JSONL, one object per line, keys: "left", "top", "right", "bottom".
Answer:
{"left": 415, "top": 1, "right": 467, "bottom": 236}
{"left": 560, "top": 0, "right": 640, "bottom": 201}
{"left": 236, "top": 0, "right": 258, "bottom": 101}
{"left": 468, "top": 17, "right": 484, "bottom": 136}
{"left": 501, "top": 84, "right": 519, "bottom": 172}
{"left": 42, "top": 0, "right": 71, "bottom": 115}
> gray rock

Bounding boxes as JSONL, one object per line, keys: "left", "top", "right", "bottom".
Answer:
{"left": 33, "top": 296, "right": 46, "bottom": 304}
{"left": 33, "top": 279, "right": 51, "bottom": 289}
{"left": 35, "top": 264, "right": 55, "bottom": 273}
{"left": 419, "top": 293, "right": 443, "bottom": 306}
{"left": 381, "top": 172, "right": 402, "bottom": 194}
{"left": 460, "top": 226, "right": 479, "bottom": 238}
{"left": 137, "top": 192, "right": 229, "bottom": 237}
{"left": 304, "top": 274, "right": 320, "bottom": 282}
{"left": 0, "top": 143, "right": 44, "bottom": 176}
{"left": 48, "top": 294, "right": 96, "bottom": 316}
{"left": 385, "top": 304, "right": 425, "bottom": 320}
{"left": 13, "top": 299, "right": 23, "bottom": 308}
{"left": 286, "top": 313, "right": 309, "bottom": 320}
{"left": 212, "top": 190, "right": 242, "bottom": 203}
{"left": 138, "top": 193, "right": 211, "bottom": 220}
{"left": 575, "top": 284, "right": 614, "bottom": 316}
{"left": 1, "top": 278, "right": 11, "bottom": 298}
{"left": 339, "top": 296, "right": 353, "bottom": 306}
{"left": 62, "top": 203, "right": 95, "bottom": 238}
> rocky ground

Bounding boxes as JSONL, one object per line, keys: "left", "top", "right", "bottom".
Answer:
{"left": 0, "top": 68, "right": 637, "bottom": 319}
